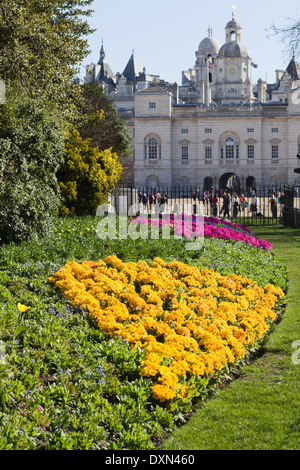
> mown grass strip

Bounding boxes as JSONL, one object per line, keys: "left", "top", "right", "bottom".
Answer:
{"left": 160, "top": 225, "right": 300, "bottom": 450}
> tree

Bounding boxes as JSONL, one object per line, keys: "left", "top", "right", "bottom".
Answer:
{"left": 0, "top": 1, "right": 97, "bottom": 243}
{"left": 79, "top": 84, "right": 131, "bottom": 157}
{"left": 57, "top": 130, "right": 123, "bottom": 216}
{"left": 269, "top": 15, "right": 300, "bottom": 58}
{"left": 0, "top": 94, "right": 65, "bottom": 244}
{"left": 0, "top": 0, "right": 94, "bottom": 120}
{"left": 78, "top": 83, "right": 133, "bottom": 186}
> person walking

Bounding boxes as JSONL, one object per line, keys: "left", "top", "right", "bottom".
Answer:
{"left": 222, "top": 194, "right": 230, "bottom": 218}
{"left": 269, "top": 195, "right": 277, "bottom": 218}
{"left": 233, "top": 195, "right": 240, "bottom": 217}
{"left": 251, "top": 194, "right": 258, "bottom": 216}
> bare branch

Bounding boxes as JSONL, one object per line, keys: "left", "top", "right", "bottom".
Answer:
{"left": 268, "top": 13, "right": 300, "bottom": 58}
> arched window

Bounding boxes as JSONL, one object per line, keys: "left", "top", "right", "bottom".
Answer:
{"left": 271, "top": 177, "right": 280, "bottom": 188}
{"left": 219, "top": 132, "right": 240, "bottom": 162}
{"left": 225, "top": 137, "right": 235, "bottom": 159}
{"left": 230, "top": 31, "right": 236, "bottom": 41}
{"left": 144, "top": 135, "right": 161, "bottom": 160}
{"left": 146, "top": 175, "right": 159, "bottom": 189}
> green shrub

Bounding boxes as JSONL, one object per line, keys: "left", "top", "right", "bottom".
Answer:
{"left": 0, "top": 96, "right": 64, "bottom": 244}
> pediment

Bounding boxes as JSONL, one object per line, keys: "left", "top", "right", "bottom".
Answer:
{"left": 178, "top": 139, "right": 191, "bottom": 145}
{"left": 202, "top": 138, "right": 215, "bottom": 145}
{"left": 269, "top": 138, "right": 281, "bottom": 144}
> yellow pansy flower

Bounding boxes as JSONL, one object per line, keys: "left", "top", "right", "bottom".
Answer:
{"left": 17, "top": 303, "right": 30, "bottom": 313}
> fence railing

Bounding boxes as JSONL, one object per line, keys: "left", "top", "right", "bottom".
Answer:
{"left": 109, "top": 186, "right": 300, "bottom": 226}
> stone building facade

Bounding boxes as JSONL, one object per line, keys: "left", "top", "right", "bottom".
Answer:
{"left": 85, "top": 15, "right": 300, "bottom": 192}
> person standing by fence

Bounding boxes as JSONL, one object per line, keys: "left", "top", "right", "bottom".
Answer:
{"left": 250, "top": 195, "right": 258, "bottom": 216}
{"left": 233, "top": 195, "right": 240, "bottom": 217}
{"left": 222, "top": 194, "right": 231, "bottom": 218}
{"left": 269, "top": 195, "right": 277, "bottom": 217}
{"left": 240, "top": 193, "right": 245, "bottom": 211}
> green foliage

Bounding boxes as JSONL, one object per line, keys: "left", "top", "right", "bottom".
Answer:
{"left": 57, "top": 130, "right": 122, "bottom": 216}
{"left": 79, "top": 84, "right": 131, "bottom": 158}
{"left": 0, "top": 1, "right": 98, "bottom": 244}
{"left": 0, "top": 0, "right": 94, "bottom": 120}
{"left": 0, "top": 95, "right": 65, "bottom": 244}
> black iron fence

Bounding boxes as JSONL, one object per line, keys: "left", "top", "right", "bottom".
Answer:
{"left": 109, "top": 185, "right": 300, "bottom": 227}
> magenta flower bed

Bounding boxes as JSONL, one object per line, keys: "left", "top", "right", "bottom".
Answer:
{"left": 130, "top": 214, "right": 273, "bottom": 250}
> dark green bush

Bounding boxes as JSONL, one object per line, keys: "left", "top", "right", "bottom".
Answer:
{"left": 0, "top": 96, "right": 65, "bottom": 244}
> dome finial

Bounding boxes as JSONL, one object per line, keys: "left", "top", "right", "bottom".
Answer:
{"left": 232, "top": 5, "right": 236, "bottom": 19}
{"left": 208, "top": 26, "right": 212, "bottom": 37}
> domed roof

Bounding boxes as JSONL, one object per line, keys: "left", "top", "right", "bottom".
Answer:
{"left": 198, "top": 35, "right": 220, "bottom": 56}
{"left": 225, "top": 19, "right": 242, "bottom": 30}
{"left": 218, "top": 41, "right": 249, "bottom": 58}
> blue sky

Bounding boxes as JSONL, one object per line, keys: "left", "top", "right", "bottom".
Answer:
{"left": 80, "top": 0, "right": 300, "bottom": 86}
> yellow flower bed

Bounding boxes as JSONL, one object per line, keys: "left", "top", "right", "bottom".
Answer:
{"left": 48, "top": 256, "right": 284, "bottom": 403}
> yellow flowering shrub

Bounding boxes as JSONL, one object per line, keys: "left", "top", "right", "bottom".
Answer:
{"left": 48, "top": 256, "right": 284, "bottom": 403}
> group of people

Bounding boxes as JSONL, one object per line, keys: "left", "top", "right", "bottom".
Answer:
{"left": 137, "top": 188, "right": 285, "bottom": 219}
{"left": 138, "top": 191, "right": 168, "bottom": 209}
{"left": 219, "top": 191, "right": 285, "bottom": 218}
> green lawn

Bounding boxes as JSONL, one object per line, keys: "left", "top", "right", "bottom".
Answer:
{"left": 160, "top": 225, "right": 300, "bottom": 450}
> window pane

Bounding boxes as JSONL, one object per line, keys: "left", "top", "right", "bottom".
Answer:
{"left": 182, "top": 146, "right": 189, "bottom": 159}
{"left": 149, "top": 138, "right": 157, "bottom": 159}
{"left": 205, "top": 147, "right": 212, "bottom": 159}
{"left": 272, "top": 145, "right": 279, "bottom": 159}
{"left": 247, "top": 145, "right": 254, "bottom": 159}
{"left": 225, "top": 138, "right": 234, "bottom": 159}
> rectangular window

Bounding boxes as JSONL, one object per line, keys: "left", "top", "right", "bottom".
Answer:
{"left": 148, "top": 139, "right": 158, "bottom": 159}
{"left": 149, "top": 102, "right": 156, "bottom": 109}
{"left": 247, "top": 128, "right": 254, "bottom": 133}
{"left": 205, "top": 128, "right": 212, "bottom": 134}
{"left": 247, "top": 145, "right": 255, "bottom": 159}
{"left": 181, "top": 129, "right": 188, "bottom": 134}
{"left": 181, "top": 147, "right": 189, "bottom": 160}
{"left": 272, "top": 128, "right": 278, "bottom": 133}
{"left": 225, "top": 145, "right": 234, "bottom": 159}
{"left": 205, "top": 147, "right": 212, "bottom": 160}
{"left": 272, "top": 145, "right": 279, "bottom": 159}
